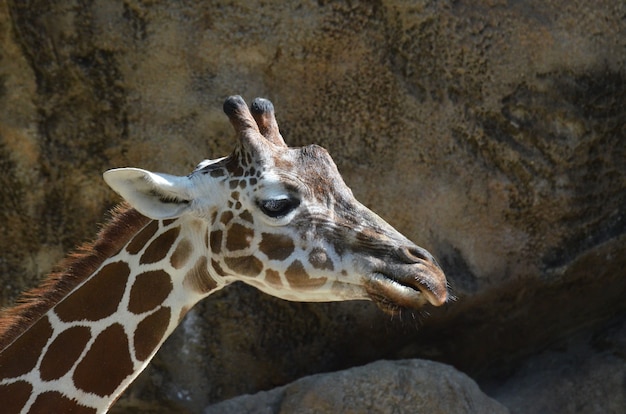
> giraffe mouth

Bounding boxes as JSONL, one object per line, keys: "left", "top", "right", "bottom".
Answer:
{"left": 365, "top": 268, "right": 447, "bottom": 316}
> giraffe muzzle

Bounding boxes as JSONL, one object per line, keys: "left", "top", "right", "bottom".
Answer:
{"left": 364, "top": 247, "right": 448, "bottom": 315}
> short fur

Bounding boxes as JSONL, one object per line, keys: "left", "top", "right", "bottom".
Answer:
{"left": 0, "top": 204, "right": 151, "bottom": 350}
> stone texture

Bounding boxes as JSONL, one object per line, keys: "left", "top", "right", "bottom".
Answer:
{"left": 489, "top": 314, "right": 626, "bottom": 414}
{"left": 0, "top": 0, "right": 624, "bottom": 413}
{"left": 203, "top": 359, "right": 509, "bottom": 414}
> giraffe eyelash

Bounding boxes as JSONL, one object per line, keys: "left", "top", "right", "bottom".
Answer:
{"left": 257, "top": 197, "right": 301, "bottom": 219}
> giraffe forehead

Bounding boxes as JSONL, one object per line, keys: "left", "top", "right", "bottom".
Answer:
{"left": 192, "top": 144, "right": 347, "bottom": 210}
{"left": 251, "top": 172, "right": 299, "bottom": 200}
{"left": 271, "top": 148, "right": 352, "bottom": 206}
{"left": 233, "top": 146, "right": 322, "bottom": 191}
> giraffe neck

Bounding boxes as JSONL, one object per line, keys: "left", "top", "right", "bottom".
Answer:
{"left": 0, "top": 206, "right": 221, "bottom": 413}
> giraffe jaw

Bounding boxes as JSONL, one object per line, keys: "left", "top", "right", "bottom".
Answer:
{"left": 365, "top": 270, "right": 448, "bottom": 316}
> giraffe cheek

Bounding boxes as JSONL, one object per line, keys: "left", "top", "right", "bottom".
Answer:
{"left": 285, "top": 260, "right": 327, "bottom": 289}
{"left": 209, "top": 230, "right": 223, "bottom": 254}
{"left": 211, "top": 259, "right": 228, "bottom": 277}
{"left": 239, "top": 210, "right": 254, "bottom": 223}
{"left": 259, "top": 233, "right": 295, "bottom": 261}
{"left": 265, "top": 269, "right": 283, "bottom": 288}
{"left": 225, "top": 223, "right": 254, "bottom": 251}
{"left": 220, "top": 211, "right": 234, "bottom": 225}
{"left": 184, "top": 257, "right": 218, "bottom": 293}
{"left": 309, "top": 248, "right": 335, "bottom": 271}
{"left": 224, "top": 256, "right": 264, "bottom": 277}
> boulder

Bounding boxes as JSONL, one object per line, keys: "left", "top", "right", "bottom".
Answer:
{"left": 204, "top": 359, "right": 509, "bottom": 414}
{"left": 489, "top": 314, "right": 626, "bottom": 414}
{"left": 0, "top": 0, "right": 624, "bottom": 413}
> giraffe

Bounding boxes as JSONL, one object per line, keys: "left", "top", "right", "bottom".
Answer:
{"left": 0, "top": 96, "right": 448, "bottom": 413}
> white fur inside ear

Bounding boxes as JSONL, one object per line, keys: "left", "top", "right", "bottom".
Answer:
{"left": 103, "top": 168, "right": 193, "bottom": 219}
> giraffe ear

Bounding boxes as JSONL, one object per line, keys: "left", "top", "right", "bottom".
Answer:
{"left": 103, "top": 168, "right": 193, "bottom": 219}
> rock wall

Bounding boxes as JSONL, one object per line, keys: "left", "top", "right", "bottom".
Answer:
{"left": 0, "top": 1, "right": 624, "bottom": 413}
{"left": 204, "top": 359, "right": 509, "bottom": 414}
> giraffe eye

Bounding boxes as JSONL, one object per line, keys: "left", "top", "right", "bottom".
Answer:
{"left": 258, "top": 197, "right": 300, "bottom": 218}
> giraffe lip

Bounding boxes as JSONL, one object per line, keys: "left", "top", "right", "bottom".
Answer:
{"left": 365, "top": 269, "right": 447, "bottom": 315}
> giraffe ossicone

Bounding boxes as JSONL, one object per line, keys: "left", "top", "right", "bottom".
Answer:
{"left": 0, "top": 95, "right": 448, "bottom": 413}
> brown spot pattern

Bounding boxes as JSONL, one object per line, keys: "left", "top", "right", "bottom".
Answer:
{"left": 55, "top": 261, "right": 131, "bottom": 323}
{"left": 126, "top": 220, "right": 158, "bottom": 254}
{"left": 210, "top": 168, "right": 225, "bottom": 178}
{"left": 209, "top": 230, "right": 223, "bottom": 254}
{"left": 30, "top": 391, "right": 96, "bottom": 414}
{"left": 184, "top": 257, "right": 217, "bottom": 293}
{"left": 229, "top": 164, "right": 243, "bottom": 177}
{"left": 40, "top": 326, "right": 91, "bottom": 381}
{"left": 239, "top": 210, "right": 254, "bottom": 223}
{"left": 226, "top": 223, "right": 254, "bottom": 251}
{"left": 162, "top": 219, "right": 177, "bottom": 227}
{"left": 140, "top": 227, "right": 180, "bottom": 264}
{"left": 285, "top": 260, "right": 327, "bottom": 289}
{"left": 235, "top": 151, "right": 246, "bottom": 168}
{"left": 134, "top": 307, "right": 171, "bottom": 361}
{"left": 220, "top": 211, "right": 234, "bottom": 225}
{"left": 0, "top": 381, "right": 32, "bottom": 413}
{"left": 170, "top": 238, "right": 192, "bottom": 269}
{"left": 73, "top": 323, "right": 134, "bottom": 397}
{"left": 0, "top": 315, "right": 52, "bottom": 379}
{"left": 224, "top": 255, "right": 264, "bottom": 277}
{"left": 211, "top": 259, "right": 228, "bottom": 276}
{"left": 309, "top": 248, "right": 335, "bottom": 271}
{"left": 259, "top": 233, "right": 295, "bottom": 260}
{"left": 128, "top": 270, "right": 173, "bottom": 315}
{"left": 264, "top": 269, "right": 282, "bottom": 287}
{"left": 273, "top": 154, "right": 295, "bottom": 170}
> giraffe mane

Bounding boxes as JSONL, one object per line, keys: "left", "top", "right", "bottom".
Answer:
{"left": 0, "top": 203, "right": 151, "bottom": 350}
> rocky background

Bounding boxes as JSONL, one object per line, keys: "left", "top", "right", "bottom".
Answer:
{"left": 0, "top": 0, "right": 624, "bottom": 413}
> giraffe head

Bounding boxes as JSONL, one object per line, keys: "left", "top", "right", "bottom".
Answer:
{"left": 104, "top": 96, "right": 448, "bottom": 315}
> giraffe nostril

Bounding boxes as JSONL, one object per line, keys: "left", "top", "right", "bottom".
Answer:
{"left": 399, "top": 245, "right": 434, "bottom": 265}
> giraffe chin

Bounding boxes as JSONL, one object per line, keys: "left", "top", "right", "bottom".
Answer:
{"left": 365, "top": 273, "right": 442, "bottom": 316}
